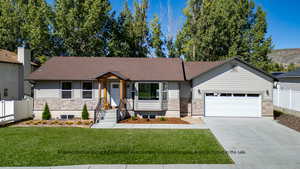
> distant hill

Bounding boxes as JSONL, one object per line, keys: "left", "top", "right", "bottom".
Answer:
{"left": 268, "top": 48, "right": 300, "bottom": 66}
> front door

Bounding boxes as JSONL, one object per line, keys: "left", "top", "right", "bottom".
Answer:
{"left": 110, "top": 82, "right": 120, "bottom": 107}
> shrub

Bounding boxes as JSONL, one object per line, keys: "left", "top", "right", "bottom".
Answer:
{"left": 131, "top": 115, "right": 138, "bottom": 121}
{"left": 81, "top": 104, "right": 89, "bottom": 120}
{"left": 83, "top": 121, "right": 91, "bottom": 125}
{"left": 274, "top": 110, "right": 283, "bottom": 119}
{"left": 65, "top": 121, "right": 74, "bottom": 125}
{"left": 33, "top": 121, "right": 41, "bottom": 125}
{"left": 159, "top": 117, "right": 167, "bottom": 121}
{"left": 25, "top": 120, "right": 33, "bottom": 125}
{"left": 76, "top": 121, "right": 82, "bottom": 125}
{"left": 42, "top": 103, "right": 51, "bottom": 120}
{"left": 50, "top": 120, "right": 59, "bottom": 125}
{"left": 41, "top": 120, "right": 48, "bottom": 125}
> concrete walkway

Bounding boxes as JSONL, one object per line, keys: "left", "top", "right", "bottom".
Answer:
{"left": 91, "top": 123, "right": 207, "bottom": 129}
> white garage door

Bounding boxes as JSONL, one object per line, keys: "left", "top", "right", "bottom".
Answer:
{"left": 205, "top": 93, "right": 261, "bottom": 117}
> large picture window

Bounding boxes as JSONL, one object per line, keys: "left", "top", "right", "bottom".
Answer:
{"left": 82, "top": 81, "right": 93, "bottom": 99}
{"left": 138, "top": 83, "right": 159, "bottom": 100}
{"left": 61, "top": 82, "right": 72, "bottom": 99}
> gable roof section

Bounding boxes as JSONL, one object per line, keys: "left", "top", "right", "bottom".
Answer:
{"left": 184, "top": 58, "right": 276, "bottom": 81}
{"left": 0, "top": 49, "right": 21, "bottom": 64}
{"left": 276, "top": 68, "right": 300, "bottom": 78}
{"left": 27, "top": 57, "right": 185, "bottom": 81}
{"left": 184, "top": 61, "right": 225, "bottom": 80}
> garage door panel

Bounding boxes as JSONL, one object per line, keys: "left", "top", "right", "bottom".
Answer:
{"left": 205, "top": 93, "right": 261, "bottom": 117}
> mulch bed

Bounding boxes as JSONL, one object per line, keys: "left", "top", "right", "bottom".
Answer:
{"left": 9, "top": 120, "right": 93, "bottom": 128}
{"left": 119, "top": 118, "right": 190, "bottom": 124}
{"left": 275, "top": 112, "right": 300, "bottom": 132}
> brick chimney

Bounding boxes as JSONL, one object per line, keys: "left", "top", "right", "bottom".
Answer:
{"left": 17, "top": 47, "right": 31, "bottom": 98}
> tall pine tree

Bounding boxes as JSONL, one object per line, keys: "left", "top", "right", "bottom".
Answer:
{"left": 150, "top": 15, "right": 165, "bottom": 57}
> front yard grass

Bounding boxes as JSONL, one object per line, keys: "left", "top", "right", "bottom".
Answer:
{"left": 0, "top": 127, "right": 232, "bottom": 166}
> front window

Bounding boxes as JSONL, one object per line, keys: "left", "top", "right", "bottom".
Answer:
{"left": 82, "top": 81, "right": 93, "bottom": 99}
{"left": 61, "top": 82, "right": 72, "bottom": 99}
{"left": 138, "top": 83, "right": 159, "bottom": 100}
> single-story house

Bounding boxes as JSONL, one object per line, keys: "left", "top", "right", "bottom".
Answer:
{"left": 27, "top": 57, "right": 275, "bottom": 120}
{"left": 0, "top": 47, "right": 38, "bottom": 100}
{"left": 275, "top": 68, "right": 300, "bottom": 90}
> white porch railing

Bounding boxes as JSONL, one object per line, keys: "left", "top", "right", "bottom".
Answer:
{"left": 273, "top": 88, "right": 300, "bottom": 112}
{"left": 0, "top": 99, "right": 33, "bottom": 124}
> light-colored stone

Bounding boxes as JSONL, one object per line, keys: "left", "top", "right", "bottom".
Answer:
{"left": 262, "top": 100, "right": 273, "bottom": 117}
{"left": 192, "top": 99, "right": 204, "bottom": 116}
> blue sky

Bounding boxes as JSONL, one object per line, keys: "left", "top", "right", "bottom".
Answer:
{"left": 46, "top": 0, "right": 300, "bottom": 49}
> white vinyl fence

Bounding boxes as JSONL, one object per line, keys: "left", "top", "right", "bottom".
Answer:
{"left": 0, "top": 99, "right": 33, "bottom": 124}
{"left": 273, "top": 88, "right": 300, "bottom": 112}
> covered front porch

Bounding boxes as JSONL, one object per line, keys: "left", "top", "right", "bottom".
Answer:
{"left": 96, "top": 72, "right": 128, "bottom": 110}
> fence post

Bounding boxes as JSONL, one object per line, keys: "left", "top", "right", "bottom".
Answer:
{"left": 289, "top": 89, "right": 292, "bottom": 109}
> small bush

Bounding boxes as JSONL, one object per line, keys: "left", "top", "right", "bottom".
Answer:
{"left": 76, "top": 121, "right": 82, "bottom": 125}
{"left": 50, "top": 120, "right": 59, "bottom": 125}
{"left": 83, "top": 121, "right": 91, "bottom": 125}
{"left": 159, "top": 117, "right": 167, "bottom": 121}
{"left": 81, "top": 104, "right": 89, "bottom": 120}
{"left": 33, "top": 121, "right": 41, "bottom": 125}
{"left": 131, "top": 115, "right": 138, "bottom": 120}
{"left": 58, "top": 121, "right": 64, "bottom": 125}
{"left": 65, "top": 121, "right": 74, "bottom": 125}
{"left": 42, "top": 103, "right": 51, "bottom": 120}
{"left": 274, "top": 110, "right": 283, "bottom": 119}
{"left": 41, "top": 120, "right": 48, "bottom": 125}
{"left": 25, "top": 120, "right": 33, "bottom": 125}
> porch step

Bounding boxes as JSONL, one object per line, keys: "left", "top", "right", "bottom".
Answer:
{"left": 94, "top": 109, "right": 117, "bottom": 127}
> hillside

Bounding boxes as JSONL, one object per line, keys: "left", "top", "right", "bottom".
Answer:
{"left": 268, "top": 48, "right": 300, "bottom": 66}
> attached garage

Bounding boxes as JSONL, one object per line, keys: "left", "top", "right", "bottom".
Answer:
{"left": 184, "top": 58, "right": 275, "bottom": 117}
{"left": 204, "top": 93, "right": 261, "bottom": 117}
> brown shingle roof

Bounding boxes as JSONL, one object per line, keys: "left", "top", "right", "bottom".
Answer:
{"left": 0, "top": 49, "right": 21, "bottom": 64}
{"left": 27, "top": 57, "right": 185, "bottom": 81}
{"left": 184, "top": 61, "right": 225, "bottom": 80}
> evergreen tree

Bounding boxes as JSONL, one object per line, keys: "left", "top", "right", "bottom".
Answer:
{"left": 132, "top": 0, "right": 150, "bottom": 57}
{"left": 108, "top": 1, "right": 135, "bottom": 57}
{"left": 42, "top": 103, "right": 51, "bottom": 120}
{"left": 150, "top": 15, "right": 165, "bottom": 57}
{"left": 166, "top": 37, "right": 179, "bottom": 58}
{"left": 81, "top": 104, "right": 89, "bottom": 120}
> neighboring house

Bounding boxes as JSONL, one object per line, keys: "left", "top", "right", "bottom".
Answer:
{"left": 0, "top": 47, "right": 37, "bottom": 100}
{"left": 27, "top": 57, "right": 275, "bottom": 120}
{"left": 275, "top": 68, "right": 300, "bottom": 90}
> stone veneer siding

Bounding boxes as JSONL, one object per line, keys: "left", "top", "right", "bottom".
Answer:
{"left": 191, "top": 99, "right": 204, "bottom": 116}
{"left": 191, "top": 98, "right": 273, "bottom": 117}
{"left": 34, "top": 98, "right": 97, "bottom": 119}
{"left": 262, "top": 100, "right": 274, "bottom": 116}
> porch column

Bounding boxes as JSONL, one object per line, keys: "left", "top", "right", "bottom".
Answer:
{"left": 101, "top": 79, "right": 109, "bottom": 109}
{"left": 120, "top": 80, "right": 126, "bottom": 100}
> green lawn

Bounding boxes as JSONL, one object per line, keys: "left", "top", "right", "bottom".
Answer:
{"left": 0, "top": 127, "right": 232, "bottom": 166}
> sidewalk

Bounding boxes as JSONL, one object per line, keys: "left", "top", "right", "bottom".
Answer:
{"left": 91, "top": 123, "right": 207, "bottom": 129}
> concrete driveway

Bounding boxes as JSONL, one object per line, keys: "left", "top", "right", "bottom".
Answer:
{"left": 205, "top": 117, "right": 300, "bottom": 169}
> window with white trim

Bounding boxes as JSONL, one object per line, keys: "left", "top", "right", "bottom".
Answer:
{"left": 138, "top": 83, "right": 159, "bottom": 100}
{"left": 82, "top": 81, "right": 93, "bottom": 99}
{"left": 61, "top": 82, "right": 72, "bottom": 99}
